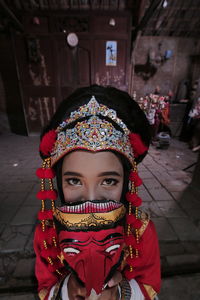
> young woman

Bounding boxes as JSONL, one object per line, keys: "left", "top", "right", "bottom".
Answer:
{"left": 34, "top": 85, "right": 161, "bottom": 300}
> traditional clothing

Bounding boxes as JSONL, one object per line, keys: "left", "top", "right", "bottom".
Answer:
{"left": 34, "top": 92, "right": 161, "bottom": 300}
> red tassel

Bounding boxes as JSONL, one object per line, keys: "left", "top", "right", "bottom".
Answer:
{"left": 126, "top": 214, "right": 142, "bottom": 229}
{"left": 46, "top": 228, "right": 59, "bottom": 245}
{"left": 37, "top": 190, "right": 57, "bottom": 200}
{"left": 129, "top": 171, "right": 143, "bottom": 187}
{"left": 38, "top": 210, "right": 53, "bottom": 220}
{"left": 36, "top": 225, "right": 58, "bottom": 247}
{"left": 126, "top": 193, "right": 142, "bottom": 207}
{"left": 36, "top": 168, "right": 45, "bottom": 178}
{"left": 47, "top": 227, "right": 57, "bottom": 236}
{"left": 129, "top": 133, "right": 148, "bottom": 158}
{"left": 45, "top": 168, "right": 56, "bottom": 178}
{"left": 36, "top": 168, "right": 56, "bottom": 179}
{"left": 133, "top": 219, "right": 142, "bottom": 229}
{"left": 46, "top": 190, "right": 58, "bottom": 200}
{"left": 37, "top": 191, "right": 46, "bottom": 200}
{"left": 39, "top": 130, "right": 57, "bottom": 156}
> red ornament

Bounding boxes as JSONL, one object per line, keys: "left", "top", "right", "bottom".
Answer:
{"left": 37, "top": 191, "right": 45, "bottom": 200}
{"left": 36, "top": 168, "right": 45, "bottom": 178}
{"left": 39, "top": 130, "right": 57, "bottom": 156}
{"left": 129, "top": 171, "right": 143, "bottom": 187}
{"left": 36, "top": 224, "right": 59, "bottom": 247}
{"left": 129, "top": 133, "right": 148, "bottom": 158}
{"left": 36, "top": 168, "right": 56, "bottom": 179}
{"left": 45, "top": 168, "right": 56, "bottom": 178}
{"left": 38, "top": 210, "right": 53, "bottom": 220}
{"left": 46, "top": 190, "right": 58, "bottom": 200}
{"left": 37, "top": 190, "right": 57, "bottom": 200}
{"left": 126, "top": 192, "right": 142, "bottom": 207}
{"left": 126, "top": 214, "right": 142, "bottom": 229}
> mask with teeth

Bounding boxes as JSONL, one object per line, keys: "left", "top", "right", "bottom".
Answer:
{"left": 53, "top": 200, "right": 126, "bottom": 296}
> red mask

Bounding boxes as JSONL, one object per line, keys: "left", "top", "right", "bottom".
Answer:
{"left": 59, "top": 226, "right": 124, "bottom": 296}
{"left": 54, "top": 201, "right": 126, "bottom": 296}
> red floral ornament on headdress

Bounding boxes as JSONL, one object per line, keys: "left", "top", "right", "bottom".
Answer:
{"left": 129, "top": 133, "right": 148, "bottom": 158}
{"left": 39, "top": 130, "right": 57, "bottom": 156}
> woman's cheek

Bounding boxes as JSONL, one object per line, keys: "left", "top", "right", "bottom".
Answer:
{"left": 110, "top": 190, "right": 122, "bottom": 202}
{"left": 102, "top": 187, "right": 122, "bottom": 202}
{"left": 63, "top": 189, "right": 82, "bottom": 202}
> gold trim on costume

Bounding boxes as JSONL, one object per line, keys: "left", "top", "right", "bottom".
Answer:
{"left": 54, "top": 205, "right": 126, "bottom": 230}
{"left": 38, "top": 288, "right": 48, "bottom": 300}
{"left": 138, "top": 211, "right": 150, "bottom": 237}
{"left": 143, "top": 284, "right": 157, "bottom": 300}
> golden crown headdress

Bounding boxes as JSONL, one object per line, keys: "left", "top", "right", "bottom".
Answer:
{"left": 49, "top": 96, "right": 134, "bottom": 166}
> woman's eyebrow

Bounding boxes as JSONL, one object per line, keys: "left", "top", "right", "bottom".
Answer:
{"left": 98, "top": 171, "right": 122, "bottom": 177}
{"left": 63, "top": 171, "right": 83, "bottom": 177}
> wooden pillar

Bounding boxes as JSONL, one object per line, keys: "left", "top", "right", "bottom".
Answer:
{"left": 192, "top": 153, "right": 200, "bottom": 190}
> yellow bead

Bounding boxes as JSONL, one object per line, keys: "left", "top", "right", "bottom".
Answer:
{"left": 56, "top": 269, "right": 62, "bottom": 276}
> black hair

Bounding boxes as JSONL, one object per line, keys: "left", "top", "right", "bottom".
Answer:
{"left": 39, "top": 85, "right": 151, "bottom": 204}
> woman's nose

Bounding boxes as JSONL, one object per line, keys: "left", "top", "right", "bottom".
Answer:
{"left": 83, "top": 185, "right": 97, "bottom": 201}
{"left": 81, "top": 185, "right": 105, "bottom": 201}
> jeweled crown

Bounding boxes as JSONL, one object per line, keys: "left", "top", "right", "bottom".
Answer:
{"left": 50, "top": 96, "right": 134, "bottom": 166}
{"left": 57, "top": 96, "right": 129, "bottom": 134}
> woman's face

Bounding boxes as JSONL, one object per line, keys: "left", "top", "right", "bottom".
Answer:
{"left": 62, "top": 150, "right": 124, "bottom": 203}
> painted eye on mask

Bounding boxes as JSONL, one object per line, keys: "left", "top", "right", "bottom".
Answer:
{"left": 63, "top": 247, "right": 80, "bottom": 256}
{"left": 105, "top": 244, "right": 120, "bottom": 256}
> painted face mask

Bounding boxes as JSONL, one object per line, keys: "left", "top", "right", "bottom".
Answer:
{"left": 53, "top": 200, "right": 126, "bottom": 296}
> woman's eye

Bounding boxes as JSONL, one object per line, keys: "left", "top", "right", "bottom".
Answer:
{"left": 102, "top": 178, "right": 118, "bottom": 186}
{"left": 66, "top": 178, "right": 82, "bottom": 186}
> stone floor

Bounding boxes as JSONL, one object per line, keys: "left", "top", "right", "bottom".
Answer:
{"left": 0, "top": 133, "right": 200, "bottom": 297}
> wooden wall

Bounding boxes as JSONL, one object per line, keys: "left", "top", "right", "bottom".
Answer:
{"left": 2, "top": 11, "right": 131, "bottom": 135}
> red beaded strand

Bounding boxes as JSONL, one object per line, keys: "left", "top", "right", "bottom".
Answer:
{"left": 125, "top": 160, "right": 143, "bottom": 274}
{"left": 36, "top": 157, "right": 63, "bottom": 276}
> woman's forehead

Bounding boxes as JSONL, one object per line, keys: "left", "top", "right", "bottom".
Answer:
{"left": 62, "top": 150, "right": 123, "bottom": 171}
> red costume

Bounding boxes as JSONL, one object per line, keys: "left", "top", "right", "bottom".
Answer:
{"left": 34, "top": 93, "right": 161, "bottom": 300}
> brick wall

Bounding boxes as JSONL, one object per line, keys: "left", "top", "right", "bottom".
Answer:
{"left": 129, "top": 36, "right": 200, "bottom": 100}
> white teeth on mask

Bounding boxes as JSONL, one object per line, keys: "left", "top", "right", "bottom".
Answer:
{"left": 59, "top": 201, "right": 121, "bottom": 214}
